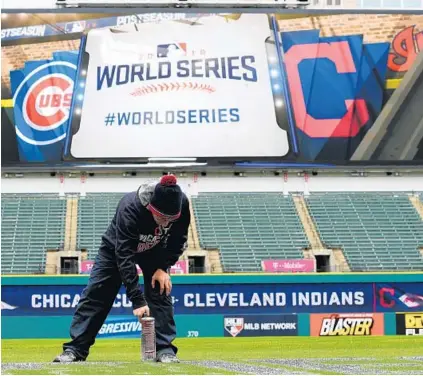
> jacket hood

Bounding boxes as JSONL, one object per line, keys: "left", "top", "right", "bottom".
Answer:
{"left": 137, "top": 181, "right": 158, "bottom": 207}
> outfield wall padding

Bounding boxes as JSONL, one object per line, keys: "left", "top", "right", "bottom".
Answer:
{"left": 2, "top": 273, "right": 422, "bottom": 339}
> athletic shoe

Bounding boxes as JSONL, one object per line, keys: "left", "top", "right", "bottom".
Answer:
{"left": 156, "top": 353, "right": 180, "bottom": 363}
{"left": 53, "top": 351, "right": 84, "bottom": 363}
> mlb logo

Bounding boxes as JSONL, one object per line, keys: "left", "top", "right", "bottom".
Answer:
{"left": 157, "top": 43, "right": 187, "bottom": 58}
{"left": 64, "top": 21, "right": 86, "bottom": 34}
{"left": 224, "top": 318, "right": 244, "bottom": 337}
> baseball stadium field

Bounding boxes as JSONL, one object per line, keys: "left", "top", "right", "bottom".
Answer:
{"left": 2, "top": 336, "right": 423, "bottom": 375}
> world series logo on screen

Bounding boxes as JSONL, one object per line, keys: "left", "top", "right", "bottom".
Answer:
{"left": 66, "top": 14, "right": 290, "bottom": 160}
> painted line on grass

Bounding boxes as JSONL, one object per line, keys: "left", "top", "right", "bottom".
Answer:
{"left": 188, "top": 360, "right": 305, "bottom": 375}
{"left": 257, "top": 358, "right": 423, "bottom": 375}
{"left": 2, "top": 357, "right": 423, "bottom": 375}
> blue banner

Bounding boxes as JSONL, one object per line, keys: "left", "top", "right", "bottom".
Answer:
{"left": 376, "top": 283, "right": 423, "bottom": 312}
{"left": 223, "top": 314, "right": 298, "bottom": 337}
{"left": 97, "top": 316, "right": 142, "bottom": 339}
{"left": 280, "top": 29, "right": 389, "bottom": 162}
{"left": 1, "top": 282, "right": 372, "bottom": 316}
{"left": 10, "top": 51, "right": 79, "bottom": 162}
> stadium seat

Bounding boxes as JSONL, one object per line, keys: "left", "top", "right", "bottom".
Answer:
{"left": 304, "top": 192, "right": 423, "bottom": 271}
{"left": 2, "top": 191, "right": 422, "bottom": 274}
{"left": 191, "top": 192, "right": 310, "bottom": 272}
{"left": 76, "top": 193, "right": 123, "bottom": 259}
{"left": 1, "top": 193, "right": 66, "bottom": 274}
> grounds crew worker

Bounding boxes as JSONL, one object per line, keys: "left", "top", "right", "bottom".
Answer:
{"left": 54, "top": 175, "right": 190, "bottom": 363}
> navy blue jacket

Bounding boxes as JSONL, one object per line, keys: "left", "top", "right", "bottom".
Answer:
{"left": 101, "top": 182, "right": 190, "bottom": 309}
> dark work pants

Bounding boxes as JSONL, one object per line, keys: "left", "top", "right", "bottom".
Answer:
{"left": 63, "top": 245, "right": 177, "bottom": 360}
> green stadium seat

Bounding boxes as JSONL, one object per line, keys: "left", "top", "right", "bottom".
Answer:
{"left": 192, "top": 192, "right": 310, "bottom": 272}
{"left": 305, "top": 192, "right": 423, "bottom": 272}
{"left": 76, "top": 193, "right": 124, "bottom": 259}
{"left": 2, "top": 191, "right": 422, "bottom": 274}
{"left": 1, "top": 193, "right": 66, "bottom": 274}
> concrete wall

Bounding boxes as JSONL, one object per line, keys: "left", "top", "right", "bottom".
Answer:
{"left": 2, "top": 174, "right": 423, "bottom": 194}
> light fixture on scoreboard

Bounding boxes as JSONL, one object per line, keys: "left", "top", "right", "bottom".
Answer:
{"left": 148, "top": 158, "right": 198, "bottom": 162}
{"left": 56, "top": 0, "right": 310, "bottom": 8}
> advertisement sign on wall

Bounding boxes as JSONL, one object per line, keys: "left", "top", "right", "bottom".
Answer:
{"left": 80, "top": 260, "right": 189, "bottom": 275}
{"left": 80, "top": 260, "right": 94, "bottom": 274}
{"left": 310, "top": 313, "right": 384, "bottom": 336}
{"left": 261, "top": 259, "right": 315, "bottom": 273}
{"left": 0, "top": 312, "right": 226, "bottom": 339}
{"left": 98, "top": 316, "right": 142, "bottom": 339}
{"left": 223, "top": 314, "right": 298, "bottom": 337}
{"left": 396, "top": 313, "right": 423, "bottom": 336}
{"left": 169, "top": 260, "right": 189, "bottom": 274}
{"left": 376, "top": 283, "right": 423, "bottom": 312}
{"left": 2, "top": 274, "right": 423, "bottom": 339}
{"left": 0, "top": 282, "right": 372, "bottom": 316}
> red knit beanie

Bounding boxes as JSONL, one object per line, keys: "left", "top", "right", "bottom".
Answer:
{"left": 147, "top": 175, "right": 182, "bottom": 220}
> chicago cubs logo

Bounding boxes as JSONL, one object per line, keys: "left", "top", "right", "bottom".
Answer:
{"left": 23, "top": 74, "right": 73, "bottom": 130}
{"left": 13, "top": 61, "right": 77, "bottom": 146}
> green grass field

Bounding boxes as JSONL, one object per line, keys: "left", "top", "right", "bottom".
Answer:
{"left": 2, "top": 336, "right": 423, "bottom": 375}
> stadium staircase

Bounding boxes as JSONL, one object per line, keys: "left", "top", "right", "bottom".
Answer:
{"left": 409, "top": 193, "right": 423, "bottom": 259}
{"left": 191, "top": 192, "right": 310, "bottom": 272}
{"left": 186, "top": 197, "right": 223, "bottom": 273}
{"left": 45, "top": 250, "right": 57, "bottom": 274}
{"left": 44, "top": 196, "right": 82, "bottom": 274}
{"left": 1, "top": 193, "right": 66, "bottom": 274}
{"left": 292, "top": 195, "right": 323, "bottom": 249}
{"left": 65, "top": 197, "right": 78, "bottom": 253}
{"left": 76, "top": 193, "right": 124, "bottom": 259}
{"left": 304, "top": 192, "right": 423, "bottom": 271}
{"left": 292, "top": 195, "right": 351, "bottom": 272}
{"left": 409, "top": 193, "right": 423, "bottom": 220}
{"left": 188, "top": 200, "right": 199, "bottom": 249}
